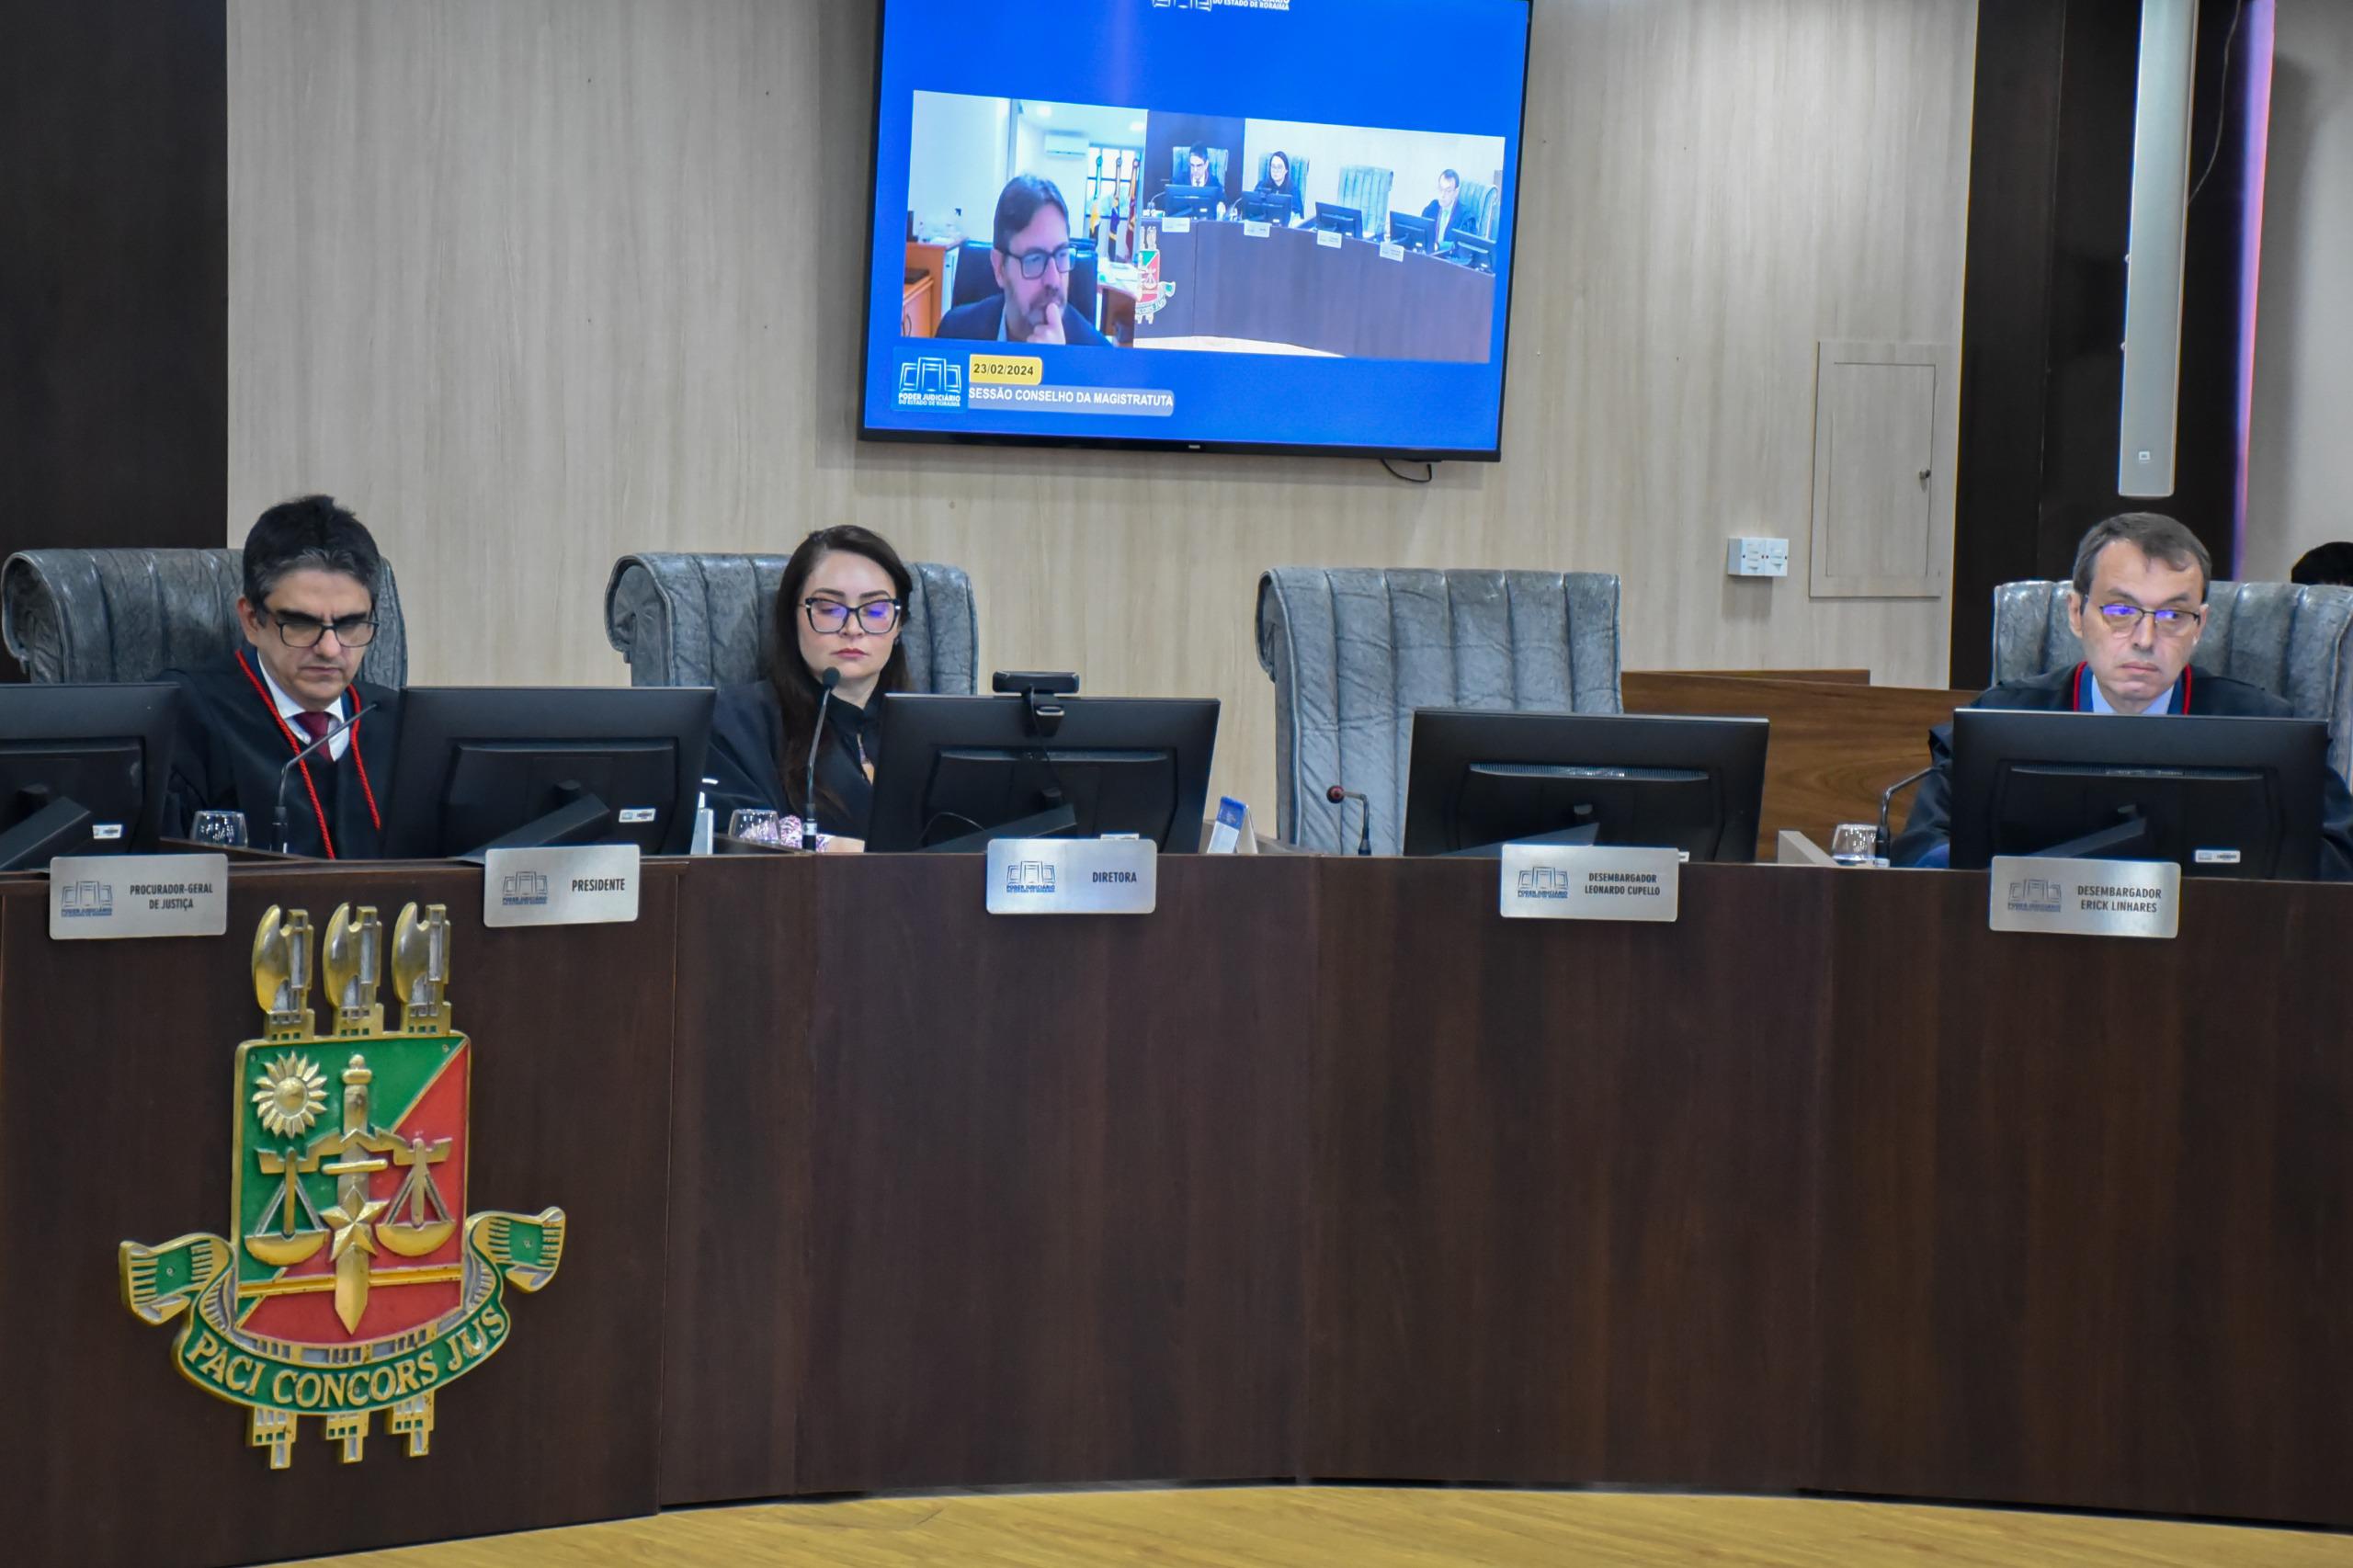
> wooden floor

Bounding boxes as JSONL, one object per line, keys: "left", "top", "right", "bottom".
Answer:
{"left": 300, "top": 1486, "right": 2353, "bottom": 1566}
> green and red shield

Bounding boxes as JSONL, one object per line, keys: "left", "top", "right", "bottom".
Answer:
{"left": 233, "top": 1033, "right": 472, "bottom": 1346}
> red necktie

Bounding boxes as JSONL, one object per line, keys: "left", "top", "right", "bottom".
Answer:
{"left": 292, "top": 710, "right": 336, "bottom": 749}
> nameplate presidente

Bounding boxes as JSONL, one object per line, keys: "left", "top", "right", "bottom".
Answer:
{"left": 1988, "top": 855, "right": 2179, "bottom": 940}
{"left": 986, "top": 837, "right": 1158, "bottom": 915}
{"left": 50, "top": 853, "right": 231, "bottom": 940}
{"left": 482, "top": 846, "right": 642, "bottom": 929}
{"left": 1499, "top": 844, "right": 1681, "bottom": 923}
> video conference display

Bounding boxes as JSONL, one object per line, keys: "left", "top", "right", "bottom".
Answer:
{"left": 860, "top": 0, "right": 1534, "bottom": 459}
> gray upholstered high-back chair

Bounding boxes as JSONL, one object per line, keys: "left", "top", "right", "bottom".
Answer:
{"left": 2, "top": 547, "right": 411, "bottom": 687}
{"left": 603, "top": 551, "right": 978, "bottom": 693}
{"left": 1993, "top": 578, "right": 2353, "bottom": 776}
{"left": 1256, "top": 568, "right": 1623, "bottom": 854}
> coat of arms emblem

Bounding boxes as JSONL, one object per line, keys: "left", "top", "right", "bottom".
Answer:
{"left": 119, "top": 901, "right": 563, "bottom": 1469}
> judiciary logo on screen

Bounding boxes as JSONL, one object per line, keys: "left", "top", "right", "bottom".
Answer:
{"left": 118, "top": 902, "right": 564, "bottom": 1470}
{"left": 897, "top": 355, "right": 966, "bottom": 410}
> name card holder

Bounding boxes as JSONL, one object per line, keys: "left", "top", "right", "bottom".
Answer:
{"left": 1316, "top": 230, "right": 1344, "bottom": 249}
{"left": 1163, "top": 215, "right": 1193, "bottom": 233}
{"left": 50, "top": 853, "right": 230, "bottom": 940}
{"left": 1499, "top": 844, "right": 1680, "bottom": 923}
{"left": 986, "top": 838, "right": 1157, "bottom": 915}
{"left": 1379, "top": 241, "right": 1405, "bottom": 262}
{"left": 1988, "top": 855, "right": 2179, "bottom": 939}
{"left": 483, "top": 845, "right": 642, "bottom": 928}
{"left": 1243, "top": 220, "right": 1273, "bottom": 239}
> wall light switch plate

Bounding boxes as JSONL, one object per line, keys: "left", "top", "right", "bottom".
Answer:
{"left": 1727, "top": 537, "right": 1790, "bottom": 578}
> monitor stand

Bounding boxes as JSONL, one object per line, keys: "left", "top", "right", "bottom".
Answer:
{"left": 462, "top": 781, "right": 615, "bottom": 860}
{"left": 923, "top": 802, "right": 1079, "bottom": 855}
{"left": 0, "top": 794, "right": 97, "bottom": 873}
{"left": 2029, "top": 810, "right": 2154, "bottom": 862}
{"left": 1439, "top": 822, "right": 1602, "bottom": 860}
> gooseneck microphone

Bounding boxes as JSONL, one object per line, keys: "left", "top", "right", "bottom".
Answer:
{"left": 274, "top": 708, "right": 366, "bottom": 854}
{"left": 1875, "top": 767, "right": 1934, "bottom": 864}
{"left": 1325, "top": 783, "right": 1372, "bottom": 857}
{"left": 804, "top": 667, "right": 841, "bottom": 852}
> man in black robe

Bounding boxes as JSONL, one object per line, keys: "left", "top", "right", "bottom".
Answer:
{"left": 1896, "top": 511, "right": 2353, "bottom": 877}
{"left": 165, "top": 496, "right": 399, "bottom": 858}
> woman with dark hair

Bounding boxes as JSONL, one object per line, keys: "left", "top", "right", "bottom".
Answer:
{"left": 705, "top": 525, "right": 914, "bottom": 851}
{"left": 1249, "top": 150, "right": 1303, "bottom": 225}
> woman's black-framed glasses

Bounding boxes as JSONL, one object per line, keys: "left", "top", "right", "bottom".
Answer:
{"left": 263, "top": 608, "right": 379, "bottom": 648}
{"left": 802, "top": 597, "right": 903, "bottom": 636}
{"left": 998, "top": 244, "right": 1074, "bottom": 280}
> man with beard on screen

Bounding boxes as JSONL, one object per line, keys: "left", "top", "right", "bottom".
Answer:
{"left": 937, "top": 175, "right": 1110, "bottom": 347}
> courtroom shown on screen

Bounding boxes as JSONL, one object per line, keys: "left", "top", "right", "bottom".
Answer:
{"left": 902, "top": 92, "right": 1509, "bottom": 365}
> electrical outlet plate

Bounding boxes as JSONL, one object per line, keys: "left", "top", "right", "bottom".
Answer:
{"left": 1726, "top": 537, "right": 1790, "bottom": 578}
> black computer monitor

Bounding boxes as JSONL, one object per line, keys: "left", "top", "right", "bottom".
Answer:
{"left": 0, "top": 684, "right": 180, "bottom": 871}
{"left": 1450, "top": 231, "right": 1496, "bottom": 270}
{"left": 1946, "top": 709, "right": 2328, "bottom": 879}
{"left": 1157, "top": 184, "right": 1222, "bottom": 219}
{"left": 1387, "top": 210, "right": 1435, "bottom": 252}
{"left": 1401, "top": 710, "right": 1768, "bottom": 860}
{"left": 1238, "top": 191, "right": 1295, "bottom": 224}
{"left": 381, "top": 687, "right": 716, "bottom": 858}
{"left": 1310, "top": 202, "right": 1363, "bottom": 240}
{"left": 866, "top": 691, "right": 1220, "bottom": 852}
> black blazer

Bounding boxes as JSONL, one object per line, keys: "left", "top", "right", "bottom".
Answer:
{"left": 936, "top": 293, "right": 1111, "bottom": 347}
{"left": 705, "top": 679, "right": 878, "bottom": 840}
{"left": 1423, "top": 197, "right": 1482, "bottom": 249}
{"left": 163, "top": 648, "right": 400, "bottom": 859}
{"left": 1893, "top": 662, "right": 2353, "bottom": 878}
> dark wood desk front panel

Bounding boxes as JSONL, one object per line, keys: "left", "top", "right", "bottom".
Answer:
{"left": 0, "top": 864, "right": 680, "bottom": 1568}
{"left": 1306, "top": 859, "right": 1829, "bottom": 1491}
{"left": 1817, "top": 868, "right": 2353, "bottom": 1525}
{"left": 790, "top": 856, "right": 1316, "bottom": 1493}
{"left": 1137, "top": 220, "right": 1495, "bottom": 361}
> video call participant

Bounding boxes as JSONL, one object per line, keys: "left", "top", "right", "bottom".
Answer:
{"left": 936, "top": 176, "right": 1109, "bottom": 347}
{"left": 1249, "top": 150, "right": 1303, "bottom": 224}
{"left": 165, "top": 495, "right": 399, "bottom": 859}
{"left": 2290, "top": 541, "right": 2353, "bottom": 587}
{"left": 1425, "top": 169, "right": 1479, "bottom": 253}
{"left": 1893, "top": 512, "right": 2353, "bottom": 876}
{"left": 704, "top": 525, "right": 914, "bottom": 853}
{"left": 1187, "top": 145, "right": 1215, "bottom": 191}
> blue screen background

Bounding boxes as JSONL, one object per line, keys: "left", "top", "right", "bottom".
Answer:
{"left": 862, "top": 0, "right": 1534, "bottom": 457}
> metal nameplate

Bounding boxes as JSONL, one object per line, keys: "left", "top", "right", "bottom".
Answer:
{"left": 1316, "top": 229, "right": 1344, "bottom": 249}
{"left": 50, "top": 853, "right": 230, "bottom": 940}
{"left": 1988, "top": 855, "right": 2179, "bottom": 940}
{"left": 1243, "top": 220, "right": 1272, "bottom": 239}
{"left": 986, "top": 837, "right": 1157, "bottom": 915}
{"left": 1163, "top": 215, "right": 1193, "bottom": 233}
{"left": 483, "top": 845, "right": 642, "bottom": 928}
{"left": 1379, "top": 241, "right": 1405, "bottom": 262}
{"left": 1499, "top": 845, "right": 1680, "bottom": 923}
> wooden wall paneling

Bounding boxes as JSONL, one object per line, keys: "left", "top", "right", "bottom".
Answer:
{"left": 1807, "top": 340, "right": 1957, "bottom": 600}
{"left": 1, "top": 0, "right": 227, "bottom": 676}
{"left": 659, "top": 855, "right": 816, "bottom": 1506}
{"left": 793, "top": 856, "right": 1314, "bottom": 1493}
{"left": 1305, "top": 858, "right": 1828, "bottom": 1489}
{"left": 1816, "top": 869, "right": 2353, "bottom": 1526}
{"left": 227, "top": 0, "right": 1978, "bottom": 814}
{"left": 0, "top": 863, "right": 679, "bottom": 1568}
{"left": 1621, "top": 672, "right": 1966, "bottom": 857}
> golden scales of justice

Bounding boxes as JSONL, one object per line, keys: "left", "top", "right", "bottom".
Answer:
{"left": 245, "top": 903, "right": 458, "bottom": 1334}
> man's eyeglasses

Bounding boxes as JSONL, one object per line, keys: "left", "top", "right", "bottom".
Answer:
{"left": 262, "top": 608, "right": 378, "bottom": 649}
{"left": 2094, "top": 602, "right": 2204, "bottom": 640}
{"left": 998, "top": 244, "right": 1074, "bottom": 280}
{"left": 803, "top": 597, "right": 903, "bottom": 636}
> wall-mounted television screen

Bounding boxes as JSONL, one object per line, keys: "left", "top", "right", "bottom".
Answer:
{"left": 859, "top": 0, "right": 1535, "bottom": 461}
